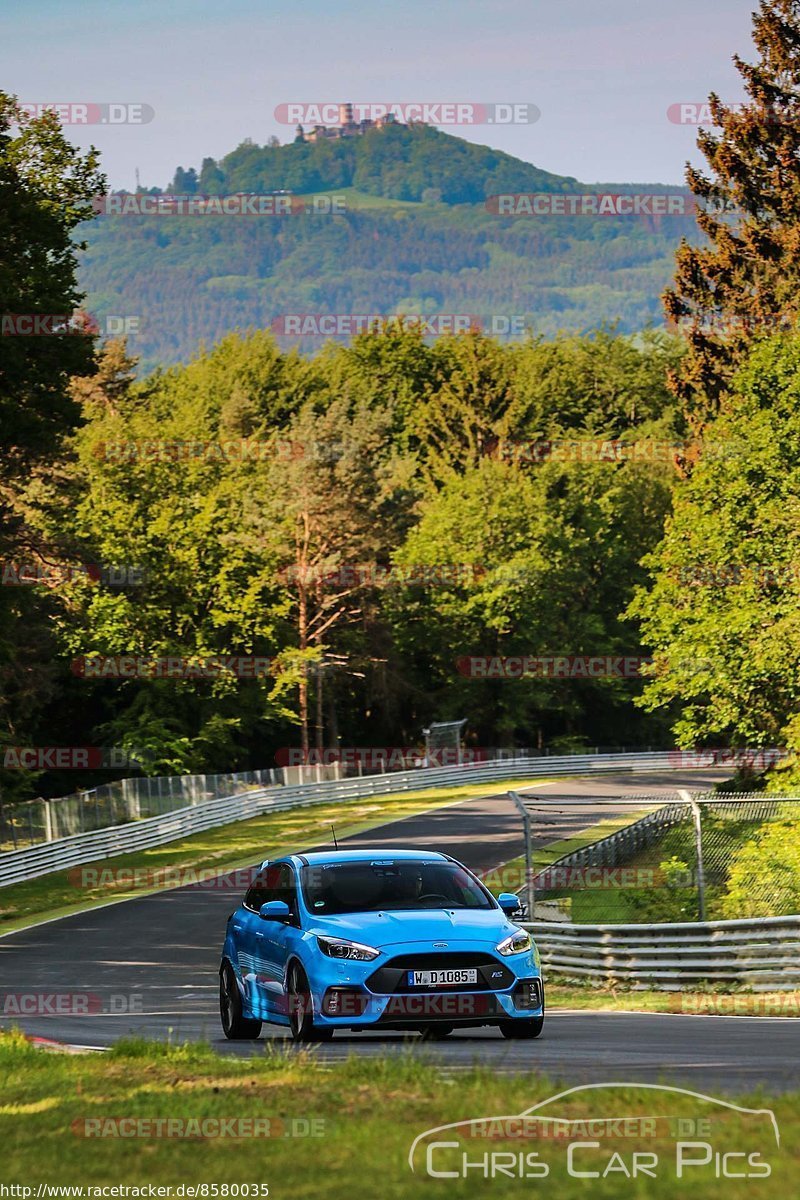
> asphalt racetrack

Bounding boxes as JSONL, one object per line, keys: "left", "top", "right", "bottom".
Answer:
{"left": 2, "top": 769, "right": 798, "bottom": 1091}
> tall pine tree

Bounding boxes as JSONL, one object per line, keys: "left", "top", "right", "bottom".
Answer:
{"left": 665, "top": 0, "right": 800, "bottom": 430}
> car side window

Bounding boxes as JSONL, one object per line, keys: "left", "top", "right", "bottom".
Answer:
{"left": 244, "top": 864, "right": 281, "bottom": 912}
{"left": 275, "top": 863, "right": 300, "bottom": 924}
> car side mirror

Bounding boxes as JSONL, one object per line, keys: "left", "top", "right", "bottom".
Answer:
{"left": 259, "top": 900, "right": 291, "bottom": 921}
{"left": 497, "top": 892, "right": 520, "bottom": 914}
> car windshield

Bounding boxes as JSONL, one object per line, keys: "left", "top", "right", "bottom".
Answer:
{"left": 300, "top": 859, "right": 494, "bottom": 914}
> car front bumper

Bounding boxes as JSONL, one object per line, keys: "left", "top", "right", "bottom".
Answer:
{"left": 305, "top": 939, "right": 543, "bottom": 1029}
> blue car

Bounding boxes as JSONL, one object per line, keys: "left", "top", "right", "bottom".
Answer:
{"left": 219, "top": 848, "right": 544, "bottom": 1042}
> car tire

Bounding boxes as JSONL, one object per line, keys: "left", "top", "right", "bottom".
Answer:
{"left": 419, "top": 1024, "right": 455, "bottom": 1040}
{"left": 287, "top": 964, "right": 334, "bottom": 1043}
{"left": 499, "top": 1014, "right": 544, "bottom": 1039}
{"left": 220, "top": 964, "right": 262, "bottom": 1040}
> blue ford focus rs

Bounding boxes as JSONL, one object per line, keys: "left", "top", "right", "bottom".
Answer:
{"left": 219, "top": 848, "right": 544, "bottom": 1042}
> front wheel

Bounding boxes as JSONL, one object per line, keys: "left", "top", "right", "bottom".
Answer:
{"left": 499, "top": 1014, "right": 544, "bottom": 1039}
{"left": 287, "top": 964, "right": 333, "bottom": 1043}
{"left": 220, "top": 964, "right": 262, "bottom": 1040}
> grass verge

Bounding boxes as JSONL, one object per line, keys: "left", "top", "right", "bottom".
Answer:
{"left": 546, "top": 983, "right": 800, "bottom": 1016}
{"left": 0, "top": 1030, "right": 795, "bottom": 1196}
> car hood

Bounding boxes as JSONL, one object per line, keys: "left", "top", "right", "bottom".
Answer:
{"left": 308, "top": 907, "right": 518, "bottom": 949}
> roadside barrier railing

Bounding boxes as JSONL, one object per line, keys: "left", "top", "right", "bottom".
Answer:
{"left": 526, "top": 914, "right": 800, "bottom": 992}
{"left": 0, "top": 749, "right": 696, "bottom": 888}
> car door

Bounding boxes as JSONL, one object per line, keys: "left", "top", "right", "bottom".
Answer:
{"left": 252, "top": 862, "right": 301, "bottom": 1016}
{"left": 239, "top": 866, "right": 279, "bottom": 1016}
{"left": 255, "top": 859, "right": 304, "bottom": 1017}
{"left": 271, "top": 862, "right": 304, "bottom": 1016}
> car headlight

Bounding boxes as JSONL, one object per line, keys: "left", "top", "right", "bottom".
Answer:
{"left": 316, "top": 935, "right": 380, "bottom": 961}
{"left": 496, "top": 929, "right": 532, "bottom": 956}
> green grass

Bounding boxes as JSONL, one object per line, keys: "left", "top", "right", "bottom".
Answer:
{"left": 0, "top": 776, "right": 554, "bottom": 934}
{"left": 546, "top": 984, "right": 800, "bottom": 1015}
{"left": 0, "top": 1031, "right": 795, "bottom": 1196}
{"left": 320, "top": 186, "right": 427, "bottom": 210}
{"left": 481, "top": 812, "right": 648, "bottom": 900}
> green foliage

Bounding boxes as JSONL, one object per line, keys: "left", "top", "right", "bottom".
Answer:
{"left": 623, "top": 857, "right": 699, "bottom": 924}
{"left": 665, "top": 0, "right": 800, "bottom": 424}
{"left": 0, "top": 93, "right": 104, "bottom": 474}
{"left": 0, "top": 91, "right": 104, "bottom": 805}
{"left": 720, "top": 817, "right": 800, "bottom": 918}
{"left": 630, "top": 332, "right": 800, "bottom": 747}
{"left": 3, "top": 322, "right": 682, "bottom": 790}
{"left": 211, "top": 123, "right": 577, "bottom": 205}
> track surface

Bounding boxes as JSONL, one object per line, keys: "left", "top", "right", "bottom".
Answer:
{"left": 2, "top": 769, "right": 798, "bottom": 1091}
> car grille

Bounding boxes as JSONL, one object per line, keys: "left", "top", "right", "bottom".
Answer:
{"left": 366, "top": 952, "right": 514, "bottom": 994}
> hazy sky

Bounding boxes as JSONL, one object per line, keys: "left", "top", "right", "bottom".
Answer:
{"left": 3, "top": 0, "right": 759, "bottom": 190}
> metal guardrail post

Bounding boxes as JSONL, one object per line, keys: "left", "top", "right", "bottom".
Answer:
{"left": 679, "top": 789, "right": 707, "bottom": 922}
{"left": 43, "top": 798, "right": 53, "bottom": 843}
{"left": 509, "top": 790, "right": 534, "bottom": 917}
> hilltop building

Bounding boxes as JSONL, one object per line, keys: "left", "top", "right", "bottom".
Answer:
{"left": 295, "top": 103, "right": 402, "bottom": 143}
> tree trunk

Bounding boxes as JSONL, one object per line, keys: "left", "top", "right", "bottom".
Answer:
{"left": 298, "top": 581, "right": 309, "bottom": 759}
{"left": 315, "top": 665, "right": 324, "bottom": 756}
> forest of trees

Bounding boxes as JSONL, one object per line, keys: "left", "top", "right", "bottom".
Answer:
{"left": 173, "top": 122, "right": 577, "bottom": 205}
{"left": 80, "top": 126, "right": 694, "bottom": 372}
{"left": 5, "top": 0, "right": 800, "bottom": 805}
{"left": 1, "top": 315, "right": 684, "bottom": 801}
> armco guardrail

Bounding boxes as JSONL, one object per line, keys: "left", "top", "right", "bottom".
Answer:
{"left": 0, "top": 750, "right": 694, "bottom": 889}
{"left": 526, "top": 915, "right": 800, "bottom": 991}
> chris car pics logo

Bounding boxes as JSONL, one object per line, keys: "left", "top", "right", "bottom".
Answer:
{"left": 408, "top": 1083, "right": 779, "bottom": 1181}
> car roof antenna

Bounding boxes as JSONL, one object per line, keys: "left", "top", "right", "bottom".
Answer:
{"left": 331, "top": 824, "right": 339, "bottom": 849}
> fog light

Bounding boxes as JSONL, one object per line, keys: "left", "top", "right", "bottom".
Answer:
{"left": 513, "top": 979, "right": 542, "bottom": 1010}
{"left": 322, "top": 987, "right": 368, "bottom": 1017}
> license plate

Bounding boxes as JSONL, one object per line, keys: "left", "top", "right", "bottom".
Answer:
{"left": 408, "top": 968, "right": 478, "bottom": 988}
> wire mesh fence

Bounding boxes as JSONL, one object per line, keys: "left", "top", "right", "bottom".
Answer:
{"left": 502, "top": 792, "right": 800, "bottom": 924}
{"left": 0, "top": 742, "right": 666, "bottom": 853}
{"left": 0, "top": 768, "right": 281, "bottom": 850}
